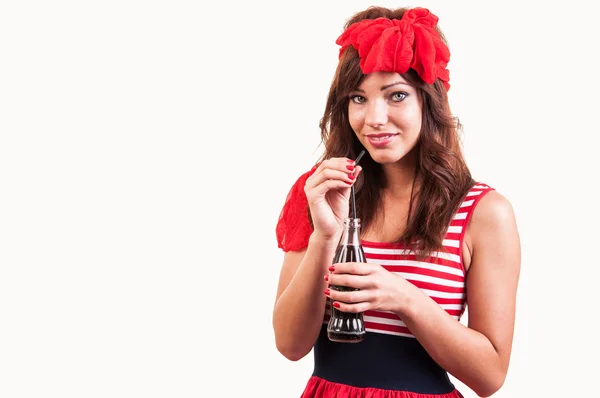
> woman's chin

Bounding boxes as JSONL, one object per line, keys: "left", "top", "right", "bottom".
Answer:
{"left": 366, "top": 144, "right": 418, "bottom": 166}
{"left": 368, "top": 150, "right": 404, "bottom": 165}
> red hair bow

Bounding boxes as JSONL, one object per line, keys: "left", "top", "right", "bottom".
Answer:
{"left": 336, "top": 7, "right": 451, "bottom": 91}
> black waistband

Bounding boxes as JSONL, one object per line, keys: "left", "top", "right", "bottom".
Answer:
{"left": 312, "top": 325, "right": 454, "bottom": 394}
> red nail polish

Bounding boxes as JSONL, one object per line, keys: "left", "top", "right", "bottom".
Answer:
{"left": 348, "top": 174, "right": 355, "bottom": 180}
{"left": 328, "top": 265, "right": 335, "bottom": 272}
{"left": 347, "top": 159, "right": 354, "bottom": 164}
{"left": 333, "top": 302, "right": 340, "bottom": 308}
{"left": 324, "top": 275, "right": 329, "bottom": 281}
{"left": 346, "top": 165, "right": 355, "bottom": 171}
{"left": 324, "top": 288, "right": 330, "bottom": 295}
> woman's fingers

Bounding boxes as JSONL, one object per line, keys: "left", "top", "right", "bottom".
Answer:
{"left": 324, "top": 261, "right": 379, "bottom": 312}
{"left": 305, "top": 158, "right": 359, "bottom": 199}
{"left": 329, "top": 261, "right": 373, "bottom": 276}
{"left": 309, "top": 168, "right": 355, "bottom": 188}
{"left": 325, "top": 273, "right": 371, "bottom": 289}
{"left": 329, "top": 300, "right": 371, "bottom": 313}
{"left": 307, "top": 158, "right": 355, "bottom": 184}
{"left": 324, "top": 288, "right": 373, "bottom": 313}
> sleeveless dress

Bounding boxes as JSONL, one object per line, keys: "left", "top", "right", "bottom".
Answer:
{"left": 276, "top": 167, "right": 495, "bottom": 398}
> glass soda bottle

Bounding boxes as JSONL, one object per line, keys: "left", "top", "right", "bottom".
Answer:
{"left": 326, "top": 217, "right": 366, "bottom": 343}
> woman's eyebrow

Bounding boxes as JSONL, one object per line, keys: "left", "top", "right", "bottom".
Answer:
{"left": 353, "top": 81, "right": 410, "bottom": 93}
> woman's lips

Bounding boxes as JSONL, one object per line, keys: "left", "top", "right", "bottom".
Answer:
{"left": 366, "top": 133, "right": 398, "bottom": 148}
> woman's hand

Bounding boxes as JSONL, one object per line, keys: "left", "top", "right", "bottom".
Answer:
{"left": 324, "top": 262, "right": 413, "bottom": 314}
{"left": 304, "top": 158, "right": 362, "bottom": 241}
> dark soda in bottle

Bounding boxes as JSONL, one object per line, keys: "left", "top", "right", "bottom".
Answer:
{"left": 327, "top": 217, "right": 366, "bottom": 343}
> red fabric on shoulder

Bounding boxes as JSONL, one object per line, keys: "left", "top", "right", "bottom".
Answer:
{"left": 276, "top": 165, "right": 318, "bottom": 252}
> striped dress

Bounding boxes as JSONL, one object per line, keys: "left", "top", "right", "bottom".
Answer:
{"left": 306, "top": 183, "right": 494, "bottom": 398}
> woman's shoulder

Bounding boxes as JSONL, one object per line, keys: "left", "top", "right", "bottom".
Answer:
{"left": 470, "top": 185, "right": 514, "bottom": 223}
{"left": 460, "top": 182, "right": 518, "bottom": 272}
{"left": 280, "top": 164, "right": 320, "bottom": 203}
{"left": 275, "top": 164, "right": 320, "bottom": 252}
{"left": 455, "top": 182, "right": 497, "bottom": 222}
{"left": 292, "top": 164, "right": 320, "bottom": 186}
{"left": 467, "top": 184, "right": 517, "bottom": 239}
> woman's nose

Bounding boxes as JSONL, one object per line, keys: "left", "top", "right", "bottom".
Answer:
{"left": 364, "top": 100, "right": 388, "bottom": 128}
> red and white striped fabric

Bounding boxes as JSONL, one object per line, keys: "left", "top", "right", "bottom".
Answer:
{"left": 324, "top": 183, "right": 494, "bottom": 338}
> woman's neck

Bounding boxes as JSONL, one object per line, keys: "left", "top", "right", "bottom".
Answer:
{"left": 381, "top": 152, "right": 420, "bottom": 199}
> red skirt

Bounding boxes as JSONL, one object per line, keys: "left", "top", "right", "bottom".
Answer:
{"left": 301, "top": 376, "right": 464, "bottom": 398}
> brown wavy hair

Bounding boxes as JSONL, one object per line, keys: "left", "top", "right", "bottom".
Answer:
{"left": 317, "top": 6, "right": 475, "bottom": 259}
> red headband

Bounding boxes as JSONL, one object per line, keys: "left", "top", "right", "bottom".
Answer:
{"left": 336, "top": 7, "right": 451, "bottom": 91}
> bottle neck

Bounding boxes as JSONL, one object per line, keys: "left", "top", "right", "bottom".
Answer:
{"left": 339, "top": 218, "right": 361, "bottom": 247}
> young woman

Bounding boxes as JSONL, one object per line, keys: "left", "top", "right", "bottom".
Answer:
{"left": 273, "top": 6, "right": 521, "bottom": 398}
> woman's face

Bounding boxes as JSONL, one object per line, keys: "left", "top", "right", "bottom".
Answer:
{"left": 348, "top": 71, "right": 422, "bottom": 165}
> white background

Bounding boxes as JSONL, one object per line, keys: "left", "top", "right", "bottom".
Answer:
{"left": 1, "top": 0, "right": 598, "bottom": 397}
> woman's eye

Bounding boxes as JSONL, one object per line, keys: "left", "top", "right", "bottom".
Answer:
{"left": 391, "top": 92, "right": 408, "bottom": 102}
{"left": 350, "top": 95, "right": 366, "bottom": 104}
